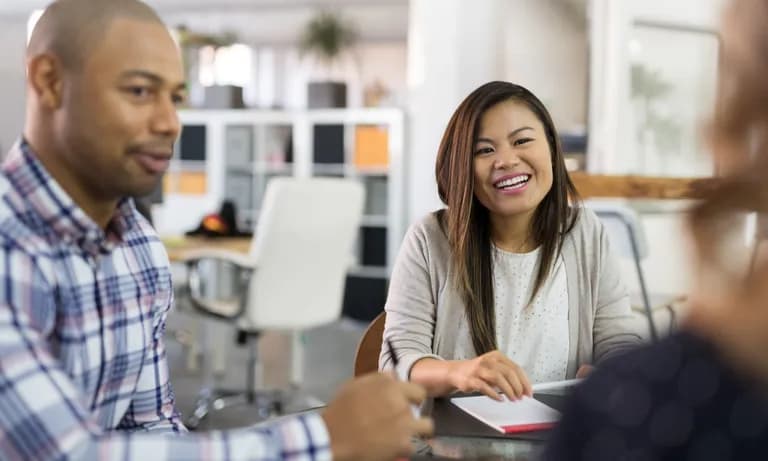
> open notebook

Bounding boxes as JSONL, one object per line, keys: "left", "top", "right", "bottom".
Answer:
{"left": 450, "top": 395, "right": 561, "bottom": 434}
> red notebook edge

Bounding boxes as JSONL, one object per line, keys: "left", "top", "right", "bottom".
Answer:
{"left": 500, "top": 422, "right": 556, "bottom": 433}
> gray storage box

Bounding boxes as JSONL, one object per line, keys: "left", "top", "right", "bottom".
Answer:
{"left": 308, "top": 81, "right": 347, "bottom": 108}
{"left": 204, "top": 85, "right": 245, "bottom": 109}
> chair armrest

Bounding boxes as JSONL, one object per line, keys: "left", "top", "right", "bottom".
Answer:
{"left": 179, "top": 248, "right": 256, "bottom": 270}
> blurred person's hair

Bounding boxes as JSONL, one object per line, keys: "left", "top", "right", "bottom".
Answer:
{"left": 708, "top": 0, "right": 768, "bottom": 172}
{"left": 434, "top": 81, "right": 580, "bottom": 355}
{"left": 691, "top": 0, "right": 768, "bottom": 283}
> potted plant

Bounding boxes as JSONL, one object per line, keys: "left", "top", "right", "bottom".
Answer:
{"left": 300, "top": 11, "right": 358, "bottom": 108}
{"left": 176, "top": 25, "right": 243, "bottom": 108}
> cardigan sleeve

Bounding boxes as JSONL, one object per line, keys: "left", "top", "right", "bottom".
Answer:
{"left": 379, "top": 219, "right": 444, "bottom": 380}
{"left": 591, "top": 216, "right": 645, "bottom": 363}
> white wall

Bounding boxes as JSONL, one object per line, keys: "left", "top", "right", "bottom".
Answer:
{"left": 630, "top": 0, "right": 727, "bottom": 26}
{"left": 267, "top": 41, "right": 407, "bottom": 110}
{"left": 161, "top": 4, "right": 408, "bottom": 44}
{"left": 585, "top": 0, "right": 730, "bottom": 299}
{"left": 163, "top": 6, "right": 408, "bottom": 110}
{"left": 587, "top": 0, "right": 727, "bottom": 175}
{"left": 356, "top": 42, "right": 407, "bottom": 106}
{"left": 0, "top": 19, "right": 27, "bottom": 155}
{"left": 407, "top": 0, "right": 497, "bottom": 224}
{"left": 502, "top": 0, "right": 588, "bottom": 131}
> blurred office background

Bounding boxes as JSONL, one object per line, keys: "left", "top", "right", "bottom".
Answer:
{"left": 0, "top": 0, "right": 731, "bottom": 430}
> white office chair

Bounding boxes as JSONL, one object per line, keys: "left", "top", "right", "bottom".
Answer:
{"left": 584, "top": 200, "right": 661, "bottom": 342}
{"left": 181, "top": 177, "right": 365, "bottom": 428}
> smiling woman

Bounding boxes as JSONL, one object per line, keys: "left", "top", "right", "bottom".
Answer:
{"left": 380, "top": 81, "right": 643, "bottom": 400}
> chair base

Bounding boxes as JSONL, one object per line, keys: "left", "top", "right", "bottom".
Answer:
{"left": 185, "top": 386, "right": 326, "bottom": 430}
{"left": 186, "top": 387, "right": 285, "bottom": 430}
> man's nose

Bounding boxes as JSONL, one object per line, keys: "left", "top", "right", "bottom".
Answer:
{"left": 150, "top": 95, "right": 180, "bottom": 139}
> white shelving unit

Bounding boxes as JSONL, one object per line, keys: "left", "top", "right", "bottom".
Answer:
{"left": 155, "top": 108, "right": 406, "bottom": 283}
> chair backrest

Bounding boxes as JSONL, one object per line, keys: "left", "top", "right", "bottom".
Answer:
{"left": 584, "top": 200, "right": 649, "bottom": 260}
{"left": 244, "top": 177, "right": 364, "bottom": 330}
{"left": 584, "top": 200, "right": 656, "bottom": 340}
{"left": 354, "top": 311, "right": 386, "bottom": 377}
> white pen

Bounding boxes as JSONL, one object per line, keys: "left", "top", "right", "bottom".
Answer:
{"left": 531, "top": 378, "right": 583, "bottom": 393}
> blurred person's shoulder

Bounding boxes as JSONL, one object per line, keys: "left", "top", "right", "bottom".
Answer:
{"left": 545, "top": 331, "right": 768, "bottom": 461}
{"left": 573, "top": 331, "right": 715, "bottom": 402}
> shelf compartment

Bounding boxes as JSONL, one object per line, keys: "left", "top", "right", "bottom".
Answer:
{"left": 361, "top": 215, "right": 388, "bottom": 227}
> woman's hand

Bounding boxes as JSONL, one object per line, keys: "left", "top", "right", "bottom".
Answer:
{"left": 576, "top": 364, "right": 594, "bottom": 379}
{"left": 446, "top": 350, "right": 532, "bottom": 401}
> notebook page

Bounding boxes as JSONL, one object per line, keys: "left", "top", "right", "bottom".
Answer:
{"left": 450, "top": 395, "right": 561, "bottom": 433}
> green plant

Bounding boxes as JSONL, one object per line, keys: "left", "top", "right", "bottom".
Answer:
{"left": 176, "top": 25, "right": 238, "bottom": 48}
{"left": 631, "top": 64, "right": 682, "bottom": 154}
{"left": 299, "top": 11, "right": 358, "bottom": 68}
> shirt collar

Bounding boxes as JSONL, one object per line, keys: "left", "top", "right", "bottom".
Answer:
{"left": 3, "top": 139, "right": 140, "bottom": 255}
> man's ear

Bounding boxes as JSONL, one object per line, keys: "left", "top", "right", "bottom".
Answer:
{"left": 27, "top": 53, "right": 64, "bottom": 110}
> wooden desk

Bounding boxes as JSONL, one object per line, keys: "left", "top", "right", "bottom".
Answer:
{"left": 159, "top": 176, "right": 718, "bottom": 262}
{"left": 570, "top": 173, "right": 719, "bottom": 200}
{"left": 162, "top": 236, "right": 252, "bottom": 262}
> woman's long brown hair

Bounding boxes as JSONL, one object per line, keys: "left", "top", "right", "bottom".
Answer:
{"left": 435, "top": 81, "right": 580, "bottom": 355}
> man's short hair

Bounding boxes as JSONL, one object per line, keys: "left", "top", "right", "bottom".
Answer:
{"left": 27, "top": 0, "right": 166, "bottom": 70}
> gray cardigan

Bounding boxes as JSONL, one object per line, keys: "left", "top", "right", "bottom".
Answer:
{"left": 379, "top": 208, "right": 643, "bottom": 380}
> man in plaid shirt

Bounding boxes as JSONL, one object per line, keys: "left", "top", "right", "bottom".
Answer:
{"left": 0, "top": 1, "right": 432, "bottom": 460}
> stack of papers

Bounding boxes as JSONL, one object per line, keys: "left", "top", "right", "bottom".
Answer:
{"left": 450, "top": 395, "right": 561, "bottom": 434}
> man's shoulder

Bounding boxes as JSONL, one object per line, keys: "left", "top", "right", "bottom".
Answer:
{"left": 120, "top": 203, "right": 171, "bottom": 269}
{"left": 0, "top": 174, "right": 56, "bottom": 288}
{"left": 0, "top": 174, "right": 47, "bottom": 254}
{"left": 122, "top": 204, "right": 160, "bottom": 243}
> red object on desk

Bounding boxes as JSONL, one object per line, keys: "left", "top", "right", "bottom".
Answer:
{"left": 501, "top": 422, "right": 556, "bottom": 433}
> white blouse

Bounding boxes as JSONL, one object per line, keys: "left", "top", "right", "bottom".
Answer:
{"left": 491, "top": 245, "right": 570, "bottom": 383}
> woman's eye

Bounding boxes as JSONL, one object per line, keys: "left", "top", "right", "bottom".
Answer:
{"left": 474, "top": 147, "right": 494, "bottom": 155}
{"left": 514, "top": 138, "right": 533, "bottom": 146}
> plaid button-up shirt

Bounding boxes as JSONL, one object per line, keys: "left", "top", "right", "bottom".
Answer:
{"left": 0, "top": 140, "right": 330, "bottom": 460}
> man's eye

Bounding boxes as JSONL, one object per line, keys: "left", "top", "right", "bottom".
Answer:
{"left": 514, "top": 138, "right": 533, "bottom": 146}
{"left": 126, "top": 86, "right": 151, "bottom": 98}
{"left": 474, "top": 147, "right": 494, "bottom": 155}
{"left": 172, "top": 93, "right": 187, "bottom": 105}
